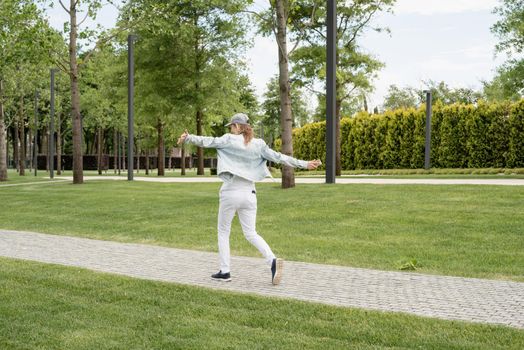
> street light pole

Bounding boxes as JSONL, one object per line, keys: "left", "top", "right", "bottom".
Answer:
{"left": 128, "top": 34, "right": 137, "bottom": 181}
{"left": 424, "top": 90, "right": 432, "bottom": 170}
{"left": 34, "top": 90, "right": 39, "bottom": 176}
{"left": 326, "top": 0, "right": 337, "bottom": 184}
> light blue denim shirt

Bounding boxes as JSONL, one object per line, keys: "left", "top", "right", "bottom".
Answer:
{"left": 184, "top": 133, "right": 309, "bottom": 182}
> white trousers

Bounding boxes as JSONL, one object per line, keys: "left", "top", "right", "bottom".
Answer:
{"left": 217, "top": 188, "right": 275, "bottom": 273}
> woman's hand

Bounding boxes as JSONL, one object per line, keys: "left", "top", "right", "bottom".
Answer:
{"left": 307, "top": 159, "right": 322, "bottom": 170}
{"left": 177, "top": 129, "right": 189, "bottom": 145}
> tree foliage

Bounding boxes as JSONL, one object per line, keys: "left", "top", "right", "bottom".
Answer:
{"left": 261, "top": 75, "right": 310, "bottom": 143}
{"left": 492, "top": 0, "right": 524, "bottom": 55}
{"left": 486, "top": 0, "right": 524, "bottom": 100}
{"left": 382, "top": 81, "right": 484, "bottom": 111}
{"left": 0, "top": 0, "right": 65, "bottom": 180}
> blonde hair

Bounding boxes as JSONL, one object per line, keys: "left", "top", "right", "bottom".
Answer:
{"left": 235, "top": 123, "right": 254, "bottom": 145}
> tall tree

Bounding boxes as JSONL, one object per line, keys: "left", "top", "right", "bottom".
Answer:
{"left": 253, "top": 0, "right": 314, "bottom": 188}
{"left": 0, "top": 78, "right": 6, "bottom": 181}
{"left": 291, "top": 0, "right": 394, "bottom": 175}
{"left": 382, "top": 84, "right": 419, "bottom": 110}
{"left": 416, "top": 81, "right": 483, "bottom": 105}
{"left": 274, "top": 0, "right": 296, "bottom": 187}
{"left": 47, "top": 0, "right": 132, "bottom": 183}
{"left": 382, "top": 82, "right": 483, "bottom": 110}
{"left": 0, "top": 0, "right": 61, "bottom": 180}
{"left": 179, "top": 1, "right": 250, "bottom": 175}
{"left": 486, "top": 0, "right": 524, "bottom": 100}
{"left": 123, "top": 0, "right": 251, "bottom": 175}
{"left": 492, "top": 0, "right": 524, "bottom": 55}
{"left": 483, "top": 60, "right": 524, "bottom": 101}
{"left": 81, "top": 44, "right": 122, "bottom": 174}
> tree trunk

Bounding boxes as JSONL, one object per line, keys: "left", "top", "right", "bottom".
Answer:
{"left": 113, "top": 129, "right": 117, "bottom": 174}
{"left": 121, "top": 133, "right": 125, "bottom": 171}
{"left": 88, "top": 131, "right": 95, "bottom": 155}
{"left": 0, "top": 80, "right": 7, "bottom": 181}
{"left": 92, "top": 132, "right": 97, "bottom": 155}
{"left": 69, "top": 1, "right": 83, "bottom": 184}
{"left": 136, "top": 143, "right": 140, "bottom": 174}
{"left": 275, "top": 0, "right": 295, "bottom": 189}
{"left": 335, "top": 96, "right": 342, "bottom": 176}
{"left": 28, "top": 128, "right": 32, "bottom": 171}
{"left": 335, "top": 70, "right": 342, "bottom": 175}
{"left": 5, "top": 132, "right": 8, "bottom": 171}
{"left": 97, "top": 127, "right": 103, "bottom": 175}
{"left": 42, "top": 127, "right": 48, "bottom": 171}
{"left": 117, "top": 132, "right": 121, "bottom": 175}
{"left": 145, "top": 149, "right": 149, "bottom": 175}
{"left": 13, "top": 124, "right": 19, "bottom": 172}
{"left": 335, "top": 48, "right": 342, "bottom": 176}
{"left": 56, "top": 111, "right": 62, "bottom": 174}
{"left": 181, "top": 147, "right": 186, "bottom": 176}
{"left": 193, "top": 14, "right": 205, "bottom": 176}
{"left": 18, "top": 96, "right": 26, "bottom": 176}
{"left": 196, "top": 109, "right": 204, "bottom": 175}
{"left": 157, "top": 121, "right": 165, "bottom": 176}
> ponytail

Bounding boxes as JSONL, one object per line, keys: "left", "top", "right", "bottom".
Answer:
{"left": 236, "top": 124, "right": 254, "bottom": 145}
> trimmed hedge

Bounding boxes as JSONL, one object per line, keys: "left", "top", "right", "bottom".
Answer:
{"left": 290, "top": 99, "right": 524, "bottom": 169}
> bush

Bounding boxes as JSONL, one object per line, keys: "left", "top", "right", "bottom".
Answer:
{"left": 508, "top": 99, "right": 524, "bottom": 167}
{"left": 289, "top": 99, "right": 524, "bottom": 169}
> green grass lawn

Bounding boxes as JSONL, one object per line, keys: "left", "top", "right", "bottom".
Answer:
{"left": 0, "top": 170, "right": 67, "bottom": 184}
{"left": 4, "top": 167, "right": 524, "bottom": 180}
{"left": 0, "top": 168, "right": 212, "bottom": 179}
{"left": 298, "top": 168, "right": 524, "bottom": 177}
{"left": 1, "top": 257, "right": 522, "bottom": 350}
{"left": 1, "top": 179, "right": 523, "bottom": 282}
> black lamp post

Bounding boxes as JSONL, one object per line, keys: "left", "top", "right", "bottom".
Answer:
{"left": 326, "top": 0, "right": 337, "bottom": 184}
{"left": 424, "top": 90, "right": 432, "bottom": 170}
{"left": 34, "top": 90, "right": 39, "bottom": 176}
{"left": 49, "top": 68, "right": 58, "bottom": 179}
{"left": 128, "top": 34, "right": 137, "bottom": 181}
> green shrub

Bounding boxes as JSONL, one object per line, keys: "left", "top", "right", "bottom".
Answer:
{"left": 282, "top": 99, "right": 524, "bottom": 169}
{"left": 507, "top": 99, "right": 524, "bottom": 167}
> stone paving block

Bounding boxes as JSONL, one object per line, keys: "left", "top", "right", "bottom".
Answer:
{"left": 1, "top": 229, "right": 523, "bottom": 330}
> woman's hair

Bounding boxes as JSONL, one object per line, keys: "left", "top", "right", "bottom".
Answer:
{"left": 236, "top": 123, "right": 254, "bottom": 145}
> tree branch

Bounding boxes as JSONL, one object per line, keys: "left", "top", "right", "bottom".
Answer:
{"left": 289, "top": 4, "right": 318, "bottom": 56}
{"left": 310, "top": 26, "right": 326, "bottom": 40}
{"left": 304, "top": 84, "right": 324, "bottom": 96}
{"left": 289, "top": 38, "right": 301, "bottom": 55}
{"left": 340, "top": 14, "right": 350, "bottom": 38}
{"left": 54, "top": 57, "right": 70, "bottom": 75}
{"left": 79, "top": 26, "right": 132, "bottom": 69}
{"left": 341, "top": 85, "right": 359, "bottom": 102}
{"left": 345, "top": 5, "right": 381, "bottom": 48}
{"left": 58, "top": 0, "right": 70, "bottom": 14}
{"left": 240, "top": 8, "right": 286, "bottom": 59}
{"left": 77, "top": 10, "right": 90, "bottom": 28}
{"left": 240, "top": 9, "right": 269, "bottom": 23}
{"left": 338, "top": 1, "right": 356, "bottom": 35}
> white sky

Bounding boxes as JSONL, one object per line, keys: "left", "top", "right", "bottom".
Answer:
{"left": 43, "top": 0, "right": 508, "bottom": 111}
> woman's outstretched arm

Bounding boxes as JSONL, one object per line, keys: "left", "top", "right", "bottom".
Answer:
{"left": 177, "top": 129, "right": 229, "bottom": 149}
{"left": 260, "top": 143, "right": 321, "bottom": 170}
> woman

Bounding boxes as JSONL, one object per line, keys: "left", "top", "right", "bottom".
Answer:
{"left": 178, "top": 113, "right": 321, "bottom": 285}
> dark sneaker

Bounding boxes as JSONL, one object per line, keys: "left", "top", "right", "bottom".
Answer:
{"left": 211, "top": 271, "right": 231, "bottom": 282}
{"left": 271, "top": 258, "right": 283, "bottom": 285}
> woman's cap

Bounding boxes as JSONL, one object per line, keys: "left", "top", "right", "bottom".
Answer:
{"left": 226, "top": 113, "right": 249, "bottom": 126}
